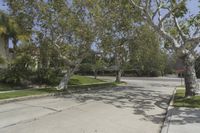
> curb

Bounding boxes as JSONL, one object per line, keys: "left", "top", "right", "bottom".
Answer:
{"left": 160, "top": 87, "right": 177, "bottom": 133}
{"left": 0, "top": 82, "right": 118, "bottom": 105}
{"left": 0, "top": 93, "right": 60, "bottom": 105}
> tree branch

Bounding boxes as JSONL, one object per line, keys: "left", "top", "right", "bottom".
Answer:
{"left": 152, "top": 8, "right": 159, "bottom": 20}
{"left": 188, "top": 36, "right": 200, "bottom": 44}
{"left": 129, "top": 0, "right": 179, "bottom": 48}
{"left": 193, "top": 27, "right": 200, "bottom": 37}
{"left": 173, "top": 16, "right": 188, "bottom": 40}
{"left": 129, "top": 0, "right": 144, "bottom": 10}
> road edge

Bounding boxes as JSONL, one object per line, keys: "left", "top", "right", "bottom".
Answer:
{"left": 160, "top": 87, "right": 177, "bottom": 133}
{"left": 0, "top": 82, "right": 118, "bottom": 105}
{"left": 0, "top": 93, "right": 59, "bottom": 105}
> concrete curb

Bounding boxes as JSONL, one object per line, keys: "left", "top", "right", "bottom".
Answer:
{"left": 0, "top": 93, "right": 60, "bottom": 105}
{"left": 160, "top": 87, "right": 177, "bottom": 133}
{"left": 0, "top": 83, "right": 118, "bottom": 105}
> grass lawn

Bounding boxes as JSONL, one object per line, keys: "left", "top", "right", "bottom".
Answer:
{"left": 174, "top": 87, "right": 200, "bottom": 108}
{"left": 0, "top": 88, "right": 58, "bottom": 100}
{"left": 0, "top": 75, "right": 116, "bottom": 100}
{"left": 68, "top": 75, "right": 105, "bottom": 85}
{"left": 0, "top": 75, "right": 106, "bottom": 91}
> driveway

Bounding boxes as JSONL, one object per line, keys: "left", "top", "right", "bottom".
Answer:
{"left": 0, "top": 77, "right": 179, "bottom": 133}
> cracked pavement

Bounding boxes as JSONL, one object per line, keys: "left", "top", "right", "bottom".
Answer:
{"left": 0, "top": 77, "right": 179, "bottom": 133}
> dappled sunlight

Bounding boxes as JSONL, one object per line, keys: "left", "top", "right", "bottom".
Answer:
{"left": 69, "top": 85, "right": 172, "bottom": 124}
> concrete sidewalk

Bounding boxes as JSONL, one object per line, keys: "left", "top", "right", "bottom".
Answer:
{"left": 161, "top": 107, "right": 200, "bottom": 133}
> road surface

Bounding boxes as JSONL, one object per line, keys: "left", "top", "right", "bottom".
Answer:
{"left": 0, "top": 77, "right": 180, "bottom": 133}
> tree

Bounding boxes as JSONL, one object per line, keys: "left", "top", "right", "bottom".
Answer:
{"left": 129, "top": 24, "right": 168, "bottom": 76}
{"left": 0, "top": 10, "right": 30, "bottom": 64}
{"left": 87, "top": 0, "right": 138, "bottom": 82}
{"left": 6, "top": 0, "right": 95, "bottom": 89}
{"left": 51, "top": 1, "right": 94, "bottom": 90}
{"left": 130, "top": 0, "right": 200, "bottom": 97}
{"left": 92, "top": 53, "right": 107, "bottom": 79}
{"left": 2, "top": 43, "right": 37, "bottom": 84}
{"left": 0, "top": 11, "right": 12, "bottom": 61}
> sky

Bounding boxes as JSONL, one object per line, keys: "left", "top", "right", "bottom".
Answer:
{"left": 187, "top": 0, "right": 200, "bottom": 15}
{"left": 0, "top": 1, "right": 7, "bottom": 12}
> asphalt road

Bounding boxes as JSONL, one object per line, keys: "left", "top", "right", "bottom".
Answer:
{"left": 0, "top": 77, "right": 180, "bottom": 133}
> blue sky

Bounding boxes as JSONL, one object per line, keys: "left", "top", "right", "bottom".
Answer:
{"left": 0, "top": 1, "right": 8, "bottom": 12}
{"left": 187, "top": 0, "right": 200, "bottom": 15}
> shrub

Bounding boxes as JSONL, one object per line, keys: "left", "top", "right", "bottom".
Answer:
{"left": 2, "top": 56, "right": 34, "bottom": 85}
{"left": 32, "top": 68, "right": 62, "bottom": 85}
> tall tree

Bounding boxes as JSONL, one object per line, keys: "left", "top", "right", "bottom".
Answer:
{"left": 129, "top": 24, "right": 168, "bottom": 76}
{"left": 0, "top": 11, "right": 23, "bottom": 62}
{"left": 0, "top": 11, "right": 12, "bottom": 61}
{"left": 130, "top": 0, "right": 200, "bottom": 97}
{"left": 87, "top": 0, "right": 138, "bottom": 82}
{"left": 6, "top": 0, "right": 95, "bottom": 89}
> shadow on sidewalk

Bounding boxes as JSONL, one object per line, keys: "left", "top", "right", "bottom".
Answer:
{"left": 168, "top": 108, "right": 200, "bottom": 125}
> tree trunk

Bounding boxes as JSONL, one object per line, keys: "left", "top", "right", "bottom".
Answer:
{"left": 12, "top": 38, "right": 18, "bottom": 58}
{"left": 94, "top": 70, "right": 97, "bottom": 79}
{"left": 57, "top": 73, "right": 70, "bottom": 90}
{"left": 0, "top": 38, "right": 7, "bottom": 59}
{"left": 0, "top": 36, "right": 9, "bottom": 68}
{"left": 183, "top": 54, "right": 200, "bottom": 97}
{"left": 115, "top": 69, "right": 122, "bottom": 83}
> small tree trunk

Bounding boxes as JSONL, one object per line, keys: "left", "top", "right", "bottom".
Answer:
{"left": 0, "top": 38, "right": 7, "bottom": 59}
{"left": 183, "top": 54, "right": 200, "bottom": 97}
{"left": 94, "top": 70, "right": 97, "bottom": 79}
{"left": 0, "top": 36, "right": 9, "bottom": 68}
{"left": 57, "top": 73, "right": 70, "bottom": 90}
{"left": 12, "top": 38, "right": 18, "bottom": 58}
{"left": 115, "top": 69, "right": 122, "bottom": 83}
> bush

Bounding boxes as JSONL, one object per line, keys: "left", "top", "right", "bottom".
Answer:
{"left": 32, "top": 68, "right": 62, "bottom": 85}
{"left": 149, "top": 70, "right": 161, "bottom": 77}
{"left": 2, "top": 65, "right": 33, "bottom": 85}
{"left": 0, "top": 55, "right": 5, "bottom": 64}
{"left": 2, "top": 55, "right": 34, "bottom": 85}
{"left": 78, "top": 63, "right": 93, "bottom": 75}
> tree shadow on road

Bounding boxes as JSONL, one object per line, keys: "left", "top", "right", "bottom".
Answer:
{"left": 65, "top": 86, "right": 172, "bottom": 124}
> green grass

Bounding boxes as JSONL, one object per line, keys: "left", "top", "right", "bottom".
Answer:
{"left": 0, "top": 82, "right": 118, "bottom": 100}
{"left": 68, "top": 75, "right": 105, "bottom": 85}
{"left": 0, "top": 88, "right": 58, "bottom": 100}
{"left": 174, "top": 87, "right": 200, "bottom": 108}
{"left": 0, "top": 75, "right": 120, "bottom": 100}
{"left": 69, "top": 82, "right": 118, "bottom": 89}
{"left": 0, "top": 75, "right": 106, "bottom": 91}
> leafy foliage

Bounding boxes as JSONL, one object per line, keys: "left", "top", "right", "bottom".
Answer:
{"left": 0, "top": 55, "right": 5, "bottom": 64}
{"left": 1, "top": 44, "right": 36, "bottom": 84}
{"left": 0, "top": 0, "right": 176, "bottom": 87}
{"left": 129, "top": 25, "right": 168, "bottom": 76}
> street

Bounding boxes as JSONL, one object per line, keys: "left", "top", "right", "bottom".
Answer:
{"left": 0, "top": 77, "right": 180, "bottom": 133}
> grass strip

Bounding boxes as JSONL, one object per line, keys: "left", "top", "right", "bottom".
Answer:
{"left": 0, "top": 82, "right": 119, "bottom": 100}
{"left": 174, "top": 87, "right": 200, "bottom": 108}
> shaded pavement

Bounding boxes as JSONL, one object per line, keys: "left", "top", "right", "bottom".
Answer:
{"left": 162, "top": 107, "right": 200, "bottom": 133}
{"left": 0, "top": 77, "right": 179, "bottom": 133}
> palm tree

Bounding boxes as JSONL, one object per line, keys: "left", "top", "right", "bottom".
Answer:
{"left": 0, "top": 11, "right": 10, "bottom": 61}
{"left": 0, "top": 11, "right": 29, "bottom": 63}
